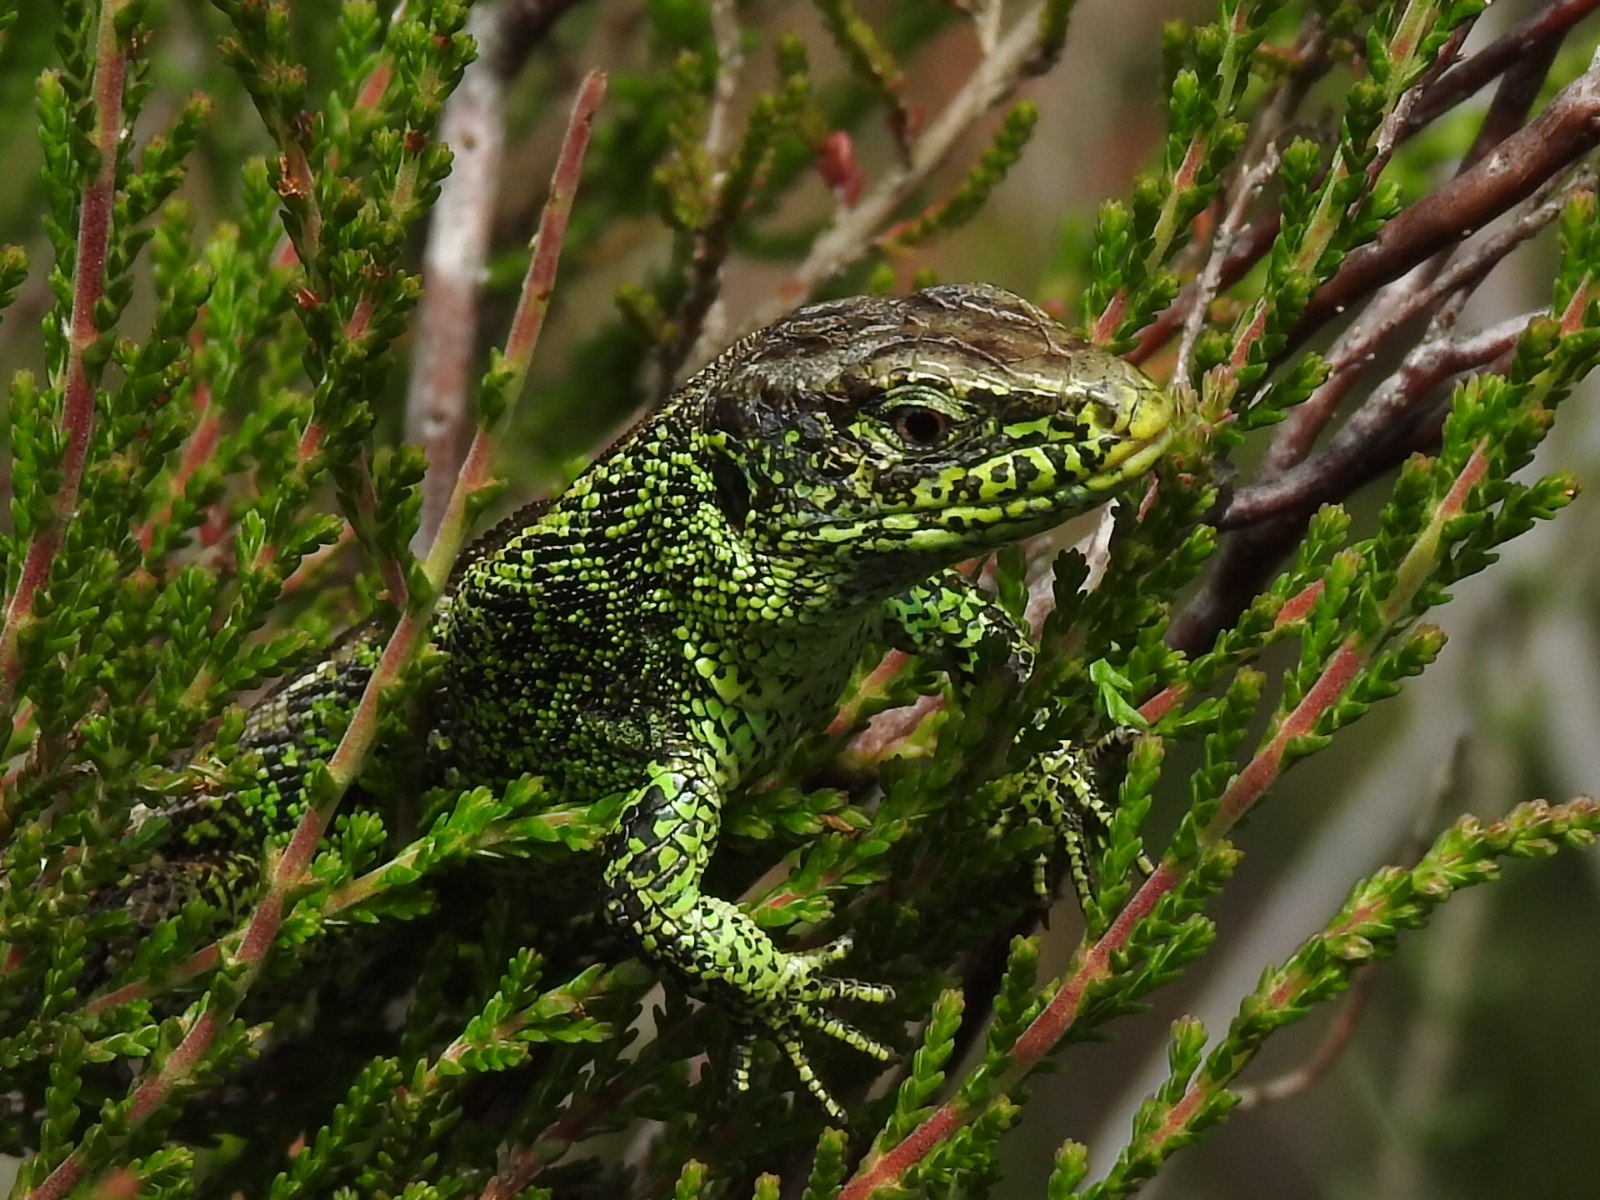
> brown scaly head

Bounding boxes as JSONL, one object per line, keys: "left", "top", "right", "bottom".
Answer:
{"left": 689, "top": 283, "right": 1172, "bottom": 585}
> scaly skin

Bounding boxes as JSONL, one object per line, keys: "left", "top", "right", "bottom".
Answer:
{"left": 155, "top": 283, "right": 1172, "bottom": 1119}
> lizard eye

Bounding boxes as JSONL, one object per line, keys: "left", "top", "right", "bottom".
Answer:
{"left": 891, "top": 406, "right": 953, "bottom": 449}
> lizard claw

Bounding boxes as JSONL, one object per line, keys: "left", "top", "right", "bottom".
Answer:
{"left": 733, "top": 1013, "right": 892, "bottom": 1124}
{"left": 727, "top": 933, "right": 894, "bottom": 1119}
{"left": 1002, "top": 736, "right": 1149, "bottom": 909}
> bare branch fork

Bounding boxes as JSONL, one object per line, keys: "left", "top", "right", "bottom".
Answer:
{"left": 1167, "top": 44, "right": 1600, "bottom": 656}
{"left": 1133, "top": 3, "right": 1600, "bottom": 369}
{"left": 1226, "top": 172, "right": 1591, "bottom": 529}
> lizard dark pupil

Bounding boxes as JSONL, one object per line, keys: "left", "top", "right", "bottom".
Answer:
{"left": 894, "top": 407, "right": 948, "bottom": 447}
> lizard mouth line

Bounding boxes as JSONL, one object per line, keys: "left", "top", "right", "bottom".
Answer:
{"left": 798, "top": 422, "right": 1173, "bottom": 541}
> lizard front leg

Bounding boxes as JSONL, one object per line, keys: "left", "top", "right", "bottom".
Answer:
{"left": 600, "top": 746, "right": 891, "bottom": 1119}
{"left": 883, "top": 568, "right": 1034, "bottom": 687}
{"left": 883, "top": 568, "right": 1128, "bottom": 908}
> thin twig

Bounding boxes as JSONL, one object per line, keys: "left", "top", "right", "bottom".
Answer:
{"left": 1174, "top": 149, "right": 1280, "bottom": 386}
{"left": 973, "top": 0, "right": 1003, "bottom": 55}
{"left": 1234, "top": 738, "right": 1465, "bottom": 1110}
{"left": 1168, "top": 323, "right": 1517, "bottom": 653}
{"left": 426, "top": 71, "right": 606, "bottom": 583}
{"left": 1368, "top": 21, "right": 1475, "bottom": 179}
{"left": 1126, "top": 8, "right": 1331, "bottom": 371}
{"left": 653, "top": 0, "right": 748, "bottom": 394}
{"left": 1232, "top": 957, "right": 1382, "bottom": 1109}
{"left": 703, "top": 0, "right": 745, "bottom": 170}
{"left": 1405, "top": 0, "right": 1600, "bottom": 135}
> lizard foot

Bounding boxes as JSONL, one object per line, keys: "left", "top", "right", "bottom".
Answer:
{"left": 728, "top": 934, "right": 893, "bottom": 1121}
{"left": 1005, "top": 737, "right": 1149, "bottom": 909}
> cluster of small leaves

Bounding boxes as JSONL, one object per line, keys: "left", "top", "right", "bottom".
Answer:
{"left": 1078, "top": 798, "right": 1600, "bottom": 1200}
{"left": 1223, "top": 0, "right": 1486, "bottom": 414}
{"left": 0, "top": 11, "right": 265, "bottom": 1157}
{"left": 1081, "top": 0, "right": 1273, "bottom": 348}
{"left": 0, "top": 2, "right": 514, "bottom": 1195}
{"left": 637, "top": 37, "right": 821, "bottom": 386}
{"left": 883, "top": 102, "right": 1040, "bottom": 252}
{"left": 813, "top": 0, "right": 911, "bottom": 142}
{"left": 213, "top": 0, "right": 473, "bottom": 596}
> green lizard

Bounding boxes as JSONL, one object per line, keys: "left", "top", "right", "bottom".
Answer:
{"left": 148, "top": 282, "right": 1172, "bottom": 1119}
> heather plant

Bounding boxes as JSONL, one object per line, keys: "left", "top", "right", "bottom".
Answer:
{"left": 0, "top": 1, "right": 1597, "bottom": 1198}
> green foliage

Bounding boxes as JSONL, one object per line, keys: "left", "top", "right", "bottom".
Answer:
{"left": 0, "top": 0, "right": 1594, "bottom": 1198}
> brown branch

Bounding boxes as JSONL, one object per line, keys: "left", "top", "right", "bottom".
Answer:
{"left": 1260, "top": 21, "right": 1557, "bottom": 457}
{"left": 1368, "top": 22, "right": 1477, "bottom": 180}
{"left": 1125, "top": 6, "right": 1331, "bottom": 369}
{"left": 407, "top": 0, "right": 586, "bottom": 553}
{"left": 1128, "top": 206, "right": 1279, "bottom": 367}
{"left": 1459, "top": 30, "right": 1564, "bottom": 176}
{"left": 1255, "top": 156, "right": 1578, "bottom": 490}
{"left": 422, "top": 69, "right": 605, "bottom": 589}
{"left": 1223, "top": 315, "right": 1530, "bottom": 532}
{"left": 1168, "top": 167, "right": 1576, "bottom": 644}
{"left": 1287, "top": 67, "right": 1600, "bottom": 351}
{"left": 1405, "top": 0, "right": 1600, "bottom": 135}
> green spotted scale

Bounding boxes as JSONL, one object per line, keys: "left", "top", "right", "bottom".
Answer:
{"left": 154, "top": 283, "right": 1173, "bottom": 1119}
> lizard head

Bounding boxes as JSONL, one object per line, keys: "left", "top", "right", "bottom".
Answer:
{"left": 700, "top": 283, "right": 1173, "bottom": 571}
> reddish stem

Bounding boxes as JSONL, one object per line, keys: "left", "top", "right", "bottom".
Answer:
{"left": 1091, "top": 289, "right": 1127, "bottom": 346}
{"left": 843, "top": 444, "right": 1492, "bottom": 1197}
{"left": 55, "top": 72, "right": 609, "bottom": 1200}
{"left": 422, "top": 70, "right": 606, "bottom": 586}
{"left": 136, "top": 380, "right": 220, "bottom": 553}
{"left": 0, "top": 6, "right": 126, "bottom": 723}
{"left": 502, "top": 74, "right": 607, "bottom": 379}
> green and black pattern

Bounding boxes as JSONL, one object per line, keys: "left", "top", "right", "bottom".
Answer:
{"left": 147, "top": 283, "right": 1173, "bottom": 1118}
